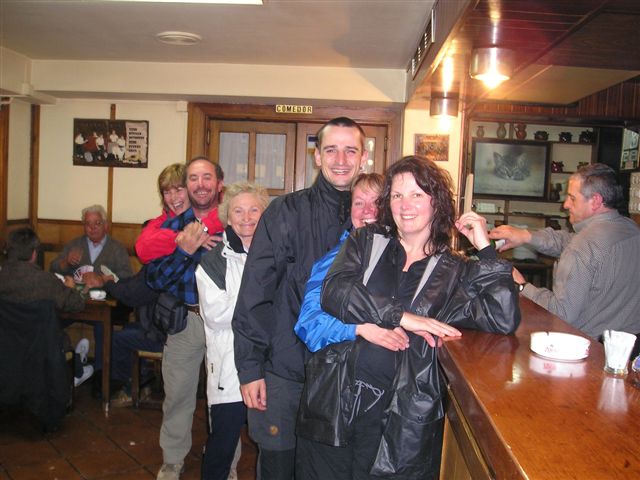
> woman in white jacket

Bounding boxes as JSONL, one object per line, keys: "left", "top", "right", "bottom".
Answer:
{"left": 196, "top": 182, "right": 269, "bottom": 480}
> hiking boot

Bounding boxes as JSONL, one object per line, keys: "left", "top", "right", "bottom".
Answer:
{"left": 156, "top": 462, "right": 184, "bottom": 480}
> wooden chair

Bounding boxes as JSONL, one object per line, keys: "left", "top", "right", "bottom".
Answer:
{"left": 131, "top": 349, "right": 163, "bottom": 408}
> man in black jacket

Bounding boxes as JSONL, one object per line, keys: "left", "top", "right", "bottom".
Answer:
{"left": 232, "top": 117, "right": 368, "bottom": 479}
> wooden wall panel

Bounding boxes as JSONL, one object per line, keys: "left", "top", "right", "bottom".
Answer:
{"left": 0, "top": 103, "right": 9, "bottom": 241}
{"left": 36, "top": 219, "right": 141, "bottom": 254}
{"left": 473, "top": 76, "right": 640, "bottom": 121}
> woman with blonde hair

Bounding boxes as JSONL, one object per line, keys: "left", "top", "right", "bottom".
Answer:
{"left": 196, "top": 182, "right": 269, "bottom": 480}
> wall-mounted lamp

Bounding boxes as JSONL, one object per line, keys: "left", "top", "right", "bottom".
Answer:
{"left": 430, "top": 93, "right": 459, "bottom": 118}
{"left": 469, "top": 47, "right": 514, "bottom": 89}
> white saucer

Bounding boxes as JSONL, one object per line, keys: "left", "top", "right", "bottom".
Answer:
{"left": 89, "top": 289, "right": 106, "bottom": 301}
{"left": 530, "top": 331, "right": 590, "bottom": 362}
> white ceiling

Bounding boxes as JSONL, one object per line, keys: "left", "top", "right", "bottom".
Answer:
{"left": 0, "top": 0, "right": 435, "bottom": 69}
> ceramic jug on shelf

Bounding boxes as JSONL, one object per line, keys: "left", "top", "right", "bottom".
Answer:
{"left": 515, "top": 123, "right": 527, "bottom": 140}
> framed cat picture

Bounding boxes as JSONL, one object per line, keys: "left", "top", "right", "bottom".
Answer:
{"left": 472, "top": 139, "right": 550, "bottom": 200}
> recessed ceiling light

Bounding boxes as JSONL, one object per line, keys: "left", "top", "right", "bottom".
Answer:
{"left": 156, "top": 31, "right": 202, "bottom": 46}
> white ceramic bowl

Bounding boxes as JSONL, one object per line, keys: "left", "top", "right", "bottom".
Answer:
{"left": 530, "top": 331, "right": 590, "bottom": 361}
{"left": 89, "top": 289, "right": 106, "bottom": 301}
{"left": 529, "top": 354, "right": 587, "bottom": 378}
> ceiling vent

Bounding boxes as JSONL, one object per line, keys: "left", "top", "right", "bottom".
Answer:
{"left": 156, "top": 31, "right": 202, "bottom": 46}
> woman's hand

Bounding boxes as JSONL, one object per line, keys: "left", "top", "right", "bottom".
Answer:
{"left": 400, "top": 312, "right": 461, "bottom": 347}
{"left": 355, "top": 324, "right": 410, "bottom": 351}
{"left": 455, "top": 212, "right": 491, "bottom": 251}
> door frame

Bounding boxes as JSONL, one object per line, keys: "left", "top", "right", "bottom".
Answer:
{"left": 187, "top": 101, "right": 404, "bottom": 173}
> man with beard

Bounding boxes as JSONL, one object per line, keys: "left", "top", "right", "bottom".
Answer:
{"left": 233, "top": 117, "right": 368, "bottom": 479}
{"left": 145, "top": 157, "right": 224, "bottom": 480}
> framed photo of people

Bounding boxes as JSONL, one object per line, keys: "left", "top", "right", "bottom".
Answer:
{"left": 73, "top": 119, "right": 149, "bottom": 168}
{"left": 472, "top": 139, "right": 550, "bottom": 200}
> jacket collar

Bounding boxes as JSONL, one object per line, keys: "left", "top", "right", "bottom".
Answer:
{"left": 573, "top": 209, "right": 619, "bottom": 233}
{"left": 313, "top": 172, "right": 352, "bottom": 226}
{"left": 224, "top": 225, "right": 246, "bottom": 254}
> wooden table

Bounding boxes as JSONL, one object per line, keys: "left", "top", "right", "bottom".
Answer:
{"left": 439, "top": 297, "right": 640, "bottom": 479}
{"left": 59, "top": 298, "right": 129, "bottom": 411}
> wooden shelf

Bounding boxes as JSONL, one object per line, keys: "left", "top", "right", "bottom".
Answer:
{"left": 508, "top": 212, "right": 567, "bottom": 219}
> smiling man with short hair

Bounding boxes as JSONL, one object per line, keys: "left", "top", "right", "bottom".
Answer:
{"left": 233, "top": 117, "right": 368, "bottom": 479}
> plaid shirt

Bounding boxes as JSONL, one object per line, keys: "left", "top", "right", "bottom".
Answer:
{"left": 145, "top": 207, "right": 216, "bottom": 305}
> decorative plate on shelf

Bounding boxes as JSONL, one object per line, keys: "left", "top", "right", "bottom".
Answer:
{"left": 530, "top": 331, "right": 590, "bottom": 361}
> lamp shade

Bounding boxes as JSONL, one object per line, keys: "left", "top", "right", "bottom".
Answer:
{"left": 430, "top": 94, "right": 459, "bottom": 118}
{"left": 469, "top": 47, "right": 514, "bottom": 88}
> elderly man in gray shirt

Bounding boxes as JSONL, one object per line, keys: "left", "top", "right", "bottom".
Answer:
{"left": 490, "top": 163, "right": 640, "bottom": 340}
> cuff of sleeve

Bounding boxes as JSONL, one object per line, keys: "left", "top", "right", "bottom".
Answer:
{"left": 346, "top": 324, "right": 357, "bottom": 341}
{"left": 477, "top": 245, "right": 498, "bottom": 260}
{"left": 175, "top": 246, "right": 194, "bottom": 259}
{"left": 380, "top": 301, "right": 404, "bottom": 328}
{"left": 237, "top": 365, "right": 265, "bottom": 386}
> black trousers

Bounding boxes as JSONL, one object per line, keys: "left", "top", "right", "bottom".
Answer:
{"left": 296, "top": 407, "right": 385, "bottom": 480}
{"left": 202, "top": 401, "right": 247, "bottom": 480}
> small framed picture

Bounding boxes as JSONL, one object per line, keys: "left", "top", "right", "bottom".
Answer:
{"left": 414, "top": 134, "right": 449, "bottom": 162}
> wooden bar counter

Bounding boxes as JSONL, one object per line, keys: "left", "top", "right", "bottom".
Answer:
{"left": 439, "top": 297, "right": 640, "bottom": 479}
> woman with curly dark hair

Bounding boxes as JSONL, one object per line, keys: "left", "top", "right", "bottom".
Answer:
{"left": 296, "top": 156, "right": 521, "bottom": 479}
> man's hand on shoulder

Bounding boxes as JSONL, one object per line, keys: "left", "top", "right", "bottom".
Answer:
{"left": 175, "top": 222, "right": 211, "bottom": 255}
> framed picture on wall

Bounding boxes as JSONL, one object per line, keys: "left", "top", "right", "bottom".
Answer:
{"left": 73, "top": 118, "right": 149, "bottom": 168}
{"left": 472, "top": 139, "right": 550, "bottom": 200}
{"left": 414, "top": 134, "right": 448, "bottom": 162}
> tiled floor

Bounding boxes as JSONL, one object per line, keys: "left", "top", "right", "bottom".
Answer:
{"left": 0, "top": 383, "right": 257, "bottom": 480}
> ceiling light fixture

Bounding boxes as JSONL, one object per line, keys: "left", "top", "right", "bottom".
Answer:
{"left": 469, "top": 47, "right": 514, "bottom": 89}
{"left": 429, "top": 93, "right": 459, "bottom": 118}
{"left": 156, "top": 31, "right": 202, "bottom": 46}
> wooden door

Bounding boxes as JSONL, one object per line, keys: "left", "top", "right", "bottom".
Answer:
{"left": 208, "top": 120, "right": 296, "bottom": 196}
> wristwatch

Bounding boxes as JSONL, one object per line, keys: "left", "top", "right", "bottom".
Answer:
{"left": 515, "top": 281, "right": 526, "bottom": 292}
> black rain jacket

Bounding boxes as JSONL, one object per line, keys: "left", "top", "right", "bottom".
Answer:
{"left": 233, "top": 172, "right": 352, "bottom": 384}
{"left": 297, "top": 226, "right": 521, "bottom": 478}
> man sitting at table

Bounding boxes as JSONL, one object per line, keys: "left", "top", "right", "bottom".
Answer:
{"left": 50, "top": 204, "right": 133, "bottom": 386}
{"left": 50, "top": 204, "right": 133, "bottom": 282}
{"left": 489, "top": 163, "right": 640, "bottom": 340}
{"left": 0, "top": 227, "right": 95, "bottom": 386}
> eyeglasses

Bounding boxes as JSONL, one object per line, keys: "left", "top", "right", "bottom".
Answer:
{"left": 84, "top": 221, "right": 104, "bottom": 228}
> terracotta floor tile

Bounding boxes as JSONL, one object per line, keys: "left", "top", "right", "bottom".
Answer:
{"left": 67, "top": 447, "right": 138, "bottom": 479}
{"left": 96, "top": 467, "right": 156, "bottom": 479}
{"left": 106, "top": 424, "right": 162, "bottom": 466}
{"left": 49, "top": 422, "right": 118, "bottom": 457}
{"left": 4, "top": 457, "right": 82, "bottom": 480}
{"left": 0, "top": 384, "right": 257, "bottom": 480}
{"left": 0, "top": 440, "right": 61, "bottom": 467}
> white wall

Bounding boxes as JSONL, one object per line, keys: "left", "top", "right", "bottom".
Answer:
{"left": 31, "top": 60, "right": 406, "bottom": 103}
{"left": 7, "top": 100, "right": 31, "bottom": 220}
{"left": 38, "top": 99, "right": 187, "bottom": 224}
{"left": 0, "top": 48, "right": 31, "bottom": 96}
